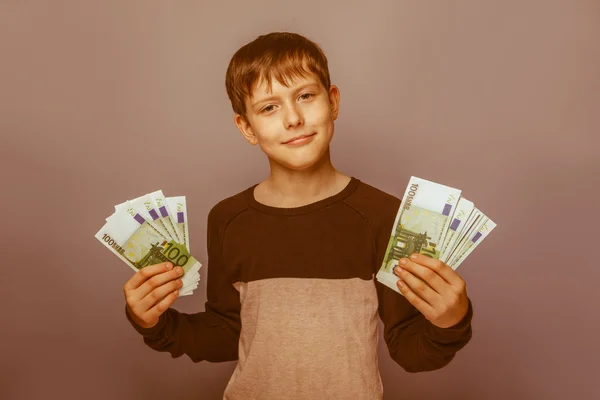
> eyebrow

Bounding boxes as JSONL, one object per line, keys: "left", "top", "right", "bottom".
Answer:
{"left": 252, "top": 83, "right": 320, "bottom": 108}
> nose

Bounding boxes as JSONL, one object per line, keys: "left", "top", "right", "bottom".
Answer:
{"left": 284, "top": 105, "right": 303, "bottom": 129}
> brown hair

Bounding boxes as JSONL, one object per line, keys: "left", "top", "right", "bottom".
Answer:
{"left": 225, "top": 32, "right": 331, "bottom": 123}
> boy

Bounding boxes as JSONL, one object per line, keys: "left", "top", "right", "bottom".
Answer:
{"left": 123, "top": 32, "right": 473, "bottom": 399}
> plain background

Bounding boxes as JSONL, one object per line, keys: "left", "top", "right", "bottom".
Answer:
{"left": 1, "top": 1, "right": 599, "bottom": 399}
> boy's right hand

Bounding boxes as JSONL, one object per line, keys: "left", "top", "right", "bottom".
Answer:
{"left": 123, "top": 262, "right": 184, "bottom": 329}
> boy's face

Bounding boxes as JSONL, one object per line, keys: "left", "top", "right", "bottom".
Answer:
{"left": 234, "top": 72, "right": 340, "bottom": 171}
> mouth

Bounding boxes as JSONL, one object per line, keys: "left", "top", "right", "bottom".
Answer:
{"left": 283, "top": 132, "right": 317, "bottom": 145}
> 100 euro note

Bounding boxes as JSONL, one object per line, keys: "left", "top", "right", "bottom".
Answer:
{"left": 166, "top": 196, "right": 190, "bottom": 252}
{"left": 444, "top": 208, "right": 487, "bottom": 267}
{"left": 113, "top": 195, "right": 173, "bottom": 243}
{"left": 450, "top": 217, "right": 496, "bottom": 269}
{"left": 148, "top": 190, "right": 182, "bottom": 244}
{"left": 113, "top": 196, "right": 200, "bottom": 286}
{"left": 376, "top": 176, "right": 461, "bottom": 295}
{"left": 438, "top": 197, "right": 475, "bottom": 264}
{"left": 446, "top": 211, "right": 491, "bottom": 268}
{"left": 95, "top": 208, "right": 201, "bottom": 296}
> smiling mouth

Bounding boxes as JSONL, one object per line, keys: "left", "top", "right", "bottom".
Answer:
{"left": 283, "top": 132, "right": 317, "bottom": 144}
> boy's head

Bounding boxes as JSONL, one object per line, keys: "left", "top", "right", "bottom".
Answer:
{"left": 225, "top": 32, "right": 340, "bottom": 171}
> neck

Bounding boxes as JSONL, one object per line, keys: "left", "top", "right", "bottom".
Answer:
{"left": 258, "top": 147, "right": 350, "bottom": 207}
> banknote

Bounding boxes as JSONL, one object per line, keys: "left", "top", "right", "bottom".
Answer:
{"left": 376, "top": 176, "right": 462, "bottom": 294}
{"left": 110, "top": 195, "right": 200, "bottom": 285}
{"left": 148, "top": 190, "right": 182, "bottom": 244}
{"left": 166, "top": 196, "right": 190, "bottom": 252}
{"left": 96, "top": 206, "right": 201, "bottom": 296}
{"left": 450, "top": 218, "right": 496, "bottom": 269}
{"left": 446, "top": 213, "right": 490, "bottom": 268}
{"left": 438, "top": 197, "right": 474, "bottom": 263}
{"left": 114, "top": 195, "right": 173, "bottom": 243}
{"left": 444, "top": 209, "right": 486, "bottom": 267}
{"left": 440, "top": 207, "right": 479, "bottom": 264}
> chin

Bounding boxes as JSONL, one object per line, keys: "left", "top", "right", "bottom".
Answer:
{"left": 275, "top": 148, "right": 330, "bottom": 171}
{"left": 283, "top": 159, "right": 322, "bottom": 171}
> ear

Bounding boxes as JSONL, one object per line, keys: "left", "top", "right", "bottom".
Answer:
{"left": 234, "top": 114, "right": 259, "bottom": 145}
{"left": 328, "top": 85, "right": 340, "bottom": 121}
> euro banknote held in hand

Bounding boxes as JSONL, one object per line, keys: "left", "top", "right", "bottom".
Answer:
{"left": 94, "top": 190, "right": 201, "bottom": 296}
{"left": 376, "top": 176, "right": 496, "bottom": 295}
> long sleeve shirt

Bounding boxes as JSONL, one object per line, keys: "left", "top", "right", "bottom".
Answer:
{"left": 125, "top": 176, "right": 473, "bottom": 399}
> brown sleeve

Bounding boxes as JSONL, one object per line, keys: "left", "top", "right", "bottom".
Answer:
{"left": 375, "top": 280, "right": 473, "bottom": 372}
{"left": 124, "top": 205, "right": 241, "bottom": 363}
{"left": 372, "top": 197, "right": 473, "bottom": 372}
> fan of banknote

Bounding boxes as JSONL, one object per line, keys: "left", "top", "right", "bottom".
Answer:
{"left": 95, "top": 190, "right": 202, "bottom": 297}
{"left": 376, "top": 176, "right": 497, "bottom": 295}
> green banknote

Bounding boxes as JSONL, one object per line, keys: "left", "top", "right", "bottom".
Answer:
{"left": 376, "top": 176, "right": 498, "bottom": 295}
{"left": 376, "top": 176, "right": 461, "bottom": 295}
{"left": 95, "top": 207, "right": 201, "bottom": 296}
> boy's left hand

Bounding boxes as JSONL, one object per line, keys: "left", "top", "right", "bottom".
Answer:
{"left": 394, "top": 253, "right": 469, "bottom": 329}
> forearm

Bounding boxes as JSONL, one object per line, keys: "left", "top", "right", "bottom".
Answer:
{"left": 386, "top": 298, "right": 473, "bottom": 373}
{"left": 125, "top": 305, "right": 240, "bottom": 363}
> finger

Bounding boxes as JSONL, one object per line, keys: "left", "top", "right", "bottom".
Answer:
{"left": 134, "top": 265, "right": 184, "bottom": 301}
{"left": 396, "top": 278, "right": 435, "bottom": 318}
{"left": 145, "top": 288, "right": 180, "bottom": 322}
{"left": 409, "top": 253, "right": 462, "bottom": 287}
{"left": 140, "top": 277, "right": 184, "bottom": 311}
{"left": 397, "top": 257, "right": 447, "bottom": 295}
{"left": 394, "top": 266, "right": 440, "bottom": 307}
{"left": 124, "top": 262, "right": 174, "bottom": 293}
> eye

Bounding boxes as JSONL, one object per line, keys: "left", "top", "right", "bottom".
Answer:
{"left": 260, "top": 93, "right": 314, "bottom": 114}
